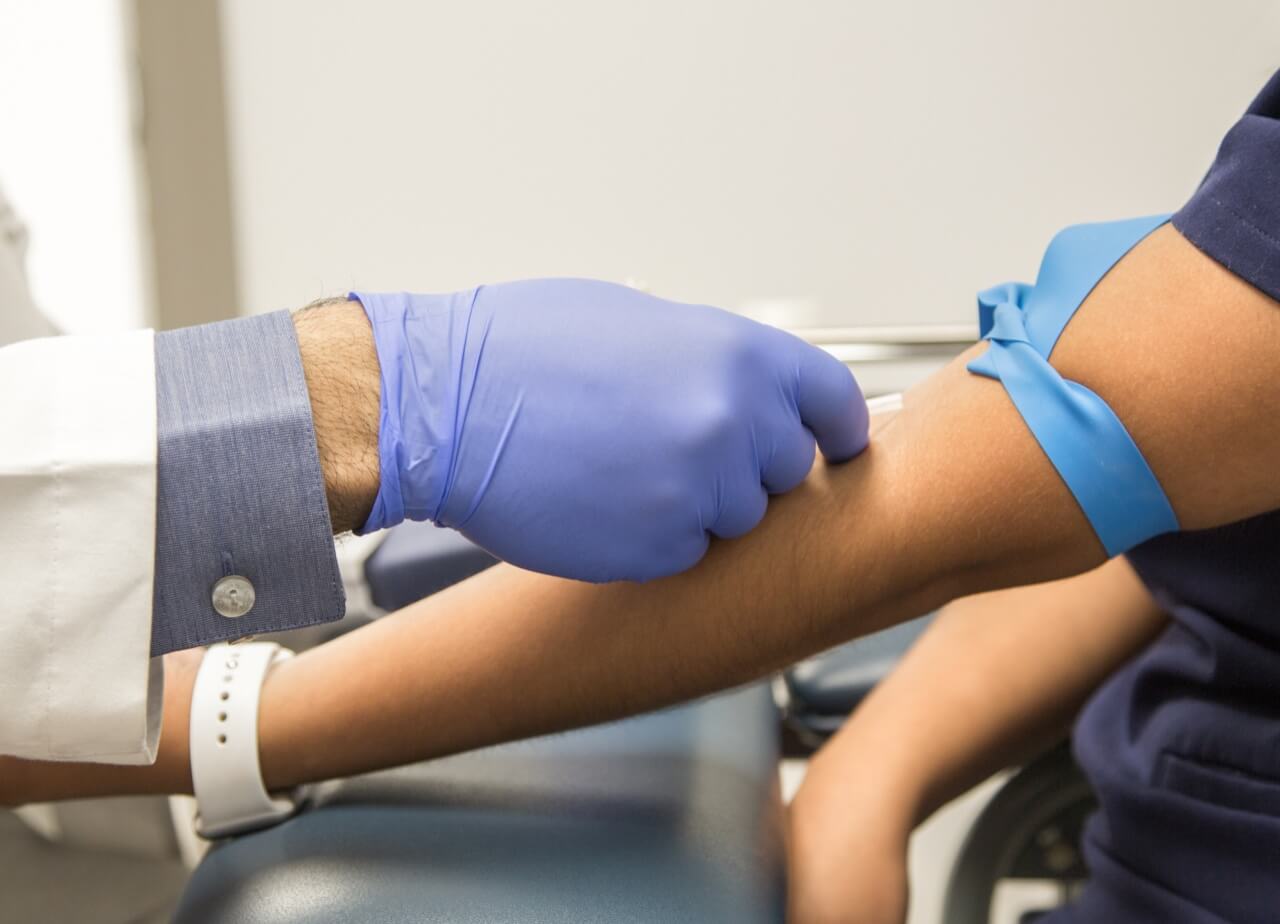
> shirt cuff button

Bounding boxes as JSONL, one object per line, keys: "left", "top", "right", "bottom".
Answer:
{"left": 212, "top": 575, "right": 257, "bottom": 619}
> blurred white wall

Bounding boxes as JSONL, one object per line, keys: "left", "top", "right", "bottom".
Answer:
{"left": 220, "top": 1, "right": 1280, "bottom": 327}
{"left": 0, "top": 0, "right": 149, "bottom": 332}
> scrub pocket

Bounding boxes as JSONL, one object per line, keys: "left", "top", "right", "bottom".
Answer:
{"left": 1156, "top": 750, "right": 1280, "bottom": 817}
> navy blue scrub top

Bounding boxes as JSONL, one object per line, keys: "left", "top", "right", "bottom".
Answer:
{"left": 1050, "top": 70, "right": 1280, "bottom": 924}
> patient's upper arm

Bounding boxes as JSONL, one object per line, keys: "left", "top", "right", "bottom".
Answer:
{"left": 1052, "top": 223, "right": 1280, "bottom": 530}
{"left": 860, "top": 224, "right": 1280, "bottom": 601}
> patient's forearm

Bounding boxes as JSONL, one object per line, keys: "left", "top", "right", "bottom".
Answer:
{"left": 8, "top": 225, "right": 1280, "bottom": 803}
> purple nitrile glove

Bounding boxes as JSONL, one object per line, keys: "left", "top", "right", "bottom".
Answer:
{"left": 351, "top": 279, "right": 867, "bottom": 582}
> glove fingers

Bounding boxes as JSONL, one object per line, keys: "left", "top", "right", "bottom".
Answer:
{"left": 793, "top": 343, "right": 869, "bottom": 463}
{"left": 760, "top": 426, "right": 817, "bottom": 494}
{"left": 709, "top": 483, "right": 769, "bottom": 540}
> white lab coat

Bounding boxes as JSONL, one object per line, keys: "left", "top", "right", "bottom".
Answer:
{"left": 0, "top": 186, "right": 160, "bottom": 764}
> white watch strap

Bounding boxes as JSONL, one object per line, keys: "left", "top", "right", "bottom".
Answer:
{"left": 190, "top": 642, "right": 303, "bottom": 838}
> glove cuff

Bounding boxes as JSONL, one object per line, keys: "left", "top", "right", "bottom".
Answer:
{"left": 348, "top": 290, "right": 474, "bottom": 534}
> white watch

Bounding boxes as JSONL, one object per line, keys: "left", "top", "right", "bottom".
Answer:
{"left": 189, "top": 642, "right": 308, "bottom": 838}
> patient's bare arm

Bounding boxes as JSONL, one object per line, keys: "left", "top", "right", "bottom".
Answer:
{"left": 786, "top": 558, "right": 1167, "bottom": 924}
{"left": 6, "top": 224, "right": 1280, "bottom": 804}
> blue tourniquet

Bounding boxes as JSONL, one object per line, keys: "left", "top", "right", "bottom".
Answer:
{"left": 967, "top": 215, "right": 1179, "bottom": 556}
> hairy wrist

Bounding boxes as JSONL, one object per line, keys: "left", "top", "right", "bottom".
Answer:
{"left": 292, "top": 299, "right": 381, "bottom": 534}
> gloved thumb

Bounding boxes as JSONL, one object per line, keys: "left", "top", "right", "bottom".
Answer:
{"left": 792, "top": 342, "right": 869, "bottom": 463}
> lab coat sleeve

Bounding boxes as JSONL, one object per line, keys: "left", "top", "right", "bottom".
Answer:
{"left": 0, "top": 330, "right": 162, "bottom": 763}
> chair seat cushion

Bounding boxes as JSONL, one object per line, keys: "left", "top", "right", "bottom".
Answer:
{"left": 174, "top": 685, "right": 784, "bottom": 923}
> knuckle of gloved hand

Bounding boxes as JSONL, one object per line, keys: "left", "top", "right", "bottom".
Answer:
{"left": 669, "top": 528, "right": 711, "bottom": 575}
{"left": 677, "top": 394, "right": 742, "bottom": 460}
{"left": 646, "top": 469, "right": 693, "bottom": 513}
{"left": 729, "top": 491, "right": 769, "bottom": 535}
{"left": 716, "top": 320, "right": 769, "bottom": 375}
{"left": 777, "top": 429, "right": 818, "bottom": 486}
{"left": 638, "top": 501, "right": 707, "bottom": 573}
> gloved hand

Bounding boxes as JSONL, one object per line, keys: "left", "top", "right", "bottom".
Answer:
{"left": 351, "top": 279, "right": 867, "bottom": 582}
